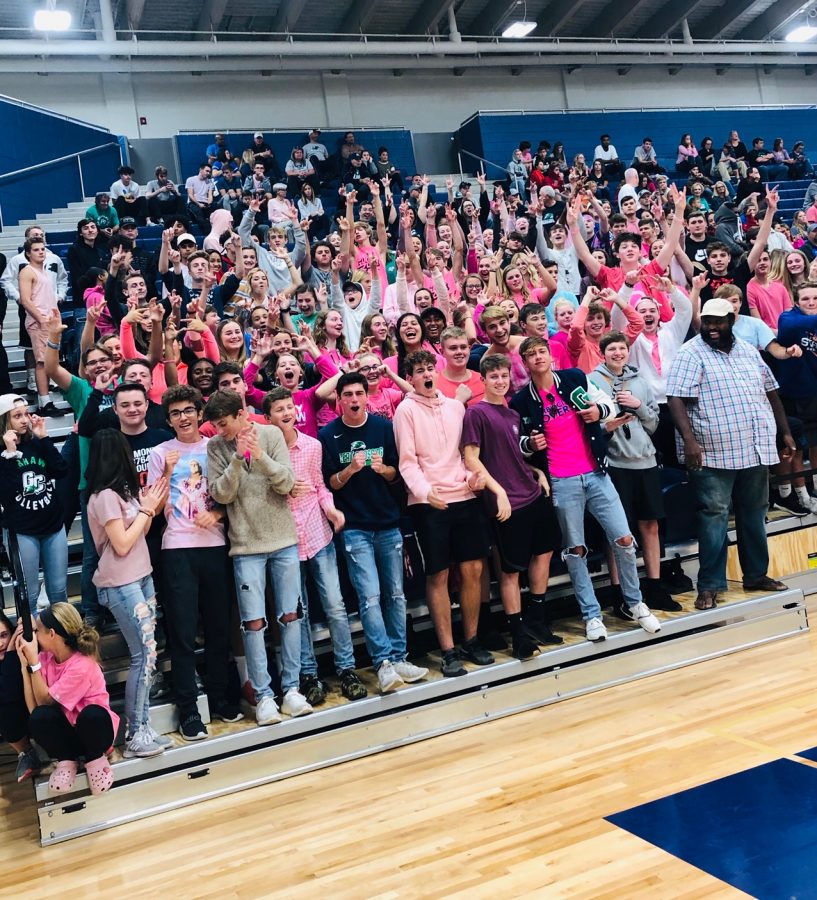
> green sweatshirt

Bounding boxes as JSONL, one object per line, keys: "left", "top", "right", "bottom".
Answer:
{"left": 207, "top": 423, "right": 297, "bottom": 556}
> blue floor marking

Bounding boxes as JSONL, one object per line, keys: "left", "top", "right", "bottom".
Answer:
{"left": 606, "top": 758, "right": 817, "bottom": 899}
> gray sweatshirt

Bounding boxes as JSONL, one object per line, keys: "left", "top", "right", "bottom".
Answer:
{"left": 590, "top": 363, "right": 660, "bottom": 470}
{"left": 207, "top": 422, "right": 297, "bottom": 556}
{"left": 239, "top": 209, "right": 306, "bottom": 294}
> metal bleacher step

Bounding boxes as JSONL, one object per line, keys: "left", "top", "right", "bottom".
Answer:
{"left": 30, "top": 586, "right": 810, "bottom": 846}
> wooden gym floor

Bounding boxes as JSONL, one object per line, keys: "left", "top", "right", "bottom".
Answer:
{"left": 2, "top": 589, "right": 815, "bottom": 898}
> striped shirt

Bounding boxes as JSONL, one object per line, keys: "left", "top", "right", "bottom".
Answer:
{"left": 666, "top": 335, "right": 779, "bottom": 469}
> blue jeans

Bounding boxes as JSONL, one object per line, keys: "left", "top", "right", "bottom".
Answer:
{"left": 340, "top": 528, "right": 407, "bottom": 668}
{"left": 79, "top": 493, "right": 100, "bottom": 622}
{"left": 97, "top": 575, "right": 157, "bottom": 734}
{"left": 299, "top": 540, "right": 356, "bottom": 677}
{"left": 551, "top": 471, "right": 642, "bottom": 621}
{"left": 233, "top": 544, "right": 302, "bottom": 699}
{"left": 688, "top": 465, "right": 769, "bottom": 592}
{"left": 16, "top": 529, "right": 68, "bottom": 613}
{"left": 758, "top": 164, "right": 788, "bottom": 183}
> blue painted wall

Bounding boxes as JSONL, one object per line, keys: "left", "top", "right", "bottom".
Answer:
{"left": 0, "top": 96, "right": 119, "bottom": 227}
{"left": 457, "top": 107, "right": 817, "bottom": 175}
{"left": 175, "top": 128, "right": 417, "bottom": 182}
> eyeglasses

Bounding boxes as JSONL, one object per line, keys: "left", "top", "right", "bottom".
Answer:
{"left": 358, "top": 365, "right": 379, "bottom": 374}
{"left": 168, "top": 406, "right": 198, "bottom": 421}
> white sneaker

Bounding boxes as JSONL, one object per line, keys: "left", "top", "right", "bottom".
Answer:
{"left": 281, "top": 688, "right": 313, "bottom": 718}
{"left": 627, "top": 601, "right": 662, "bottom": 634}
{"left": 36, "top": 583, "right": 50, "bottom": 612}
{"left": 377, "top": 660, "right": 404, "bottom": 694}
{"left": 123, "top": 727, "right": 165, "bottom": 758}
{"left": 393, "top": 660, "right": 429, "bottom": 683}
{"left": 146, "top": 725, "right": 174, "bottom": 748}
{"left": 586, "top": 617, "right": 608, "bottom": 642}
{"left": 26, "top": 375, "right": 36, "bottom": 393}
{"left": 803, "top": 495, "right": 817, "bottom": 515}
{"left": 256, "top": 695, "right": 283, "bottom": 726}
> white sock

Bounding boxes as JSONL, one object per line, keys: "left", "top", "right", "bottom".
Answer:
{"left": 235, "top": 655, "right": 248, "bottom": 685}
{"left": 38, "top": 395, "right": 50, "bottom": 408}
{"left": 779, "top": 483, "right": 792, "bottom": 497}
{"left": 795, "top": 486, "right": 811, "bottom": 506}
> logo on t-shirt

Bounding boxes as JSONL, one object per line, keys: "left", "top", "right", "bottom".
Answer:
{"left": 339, "top": 439, "right": 384, "bottom": 466}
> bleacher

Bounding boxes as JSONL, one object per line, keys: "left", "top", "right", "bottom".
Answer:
{"left": 4, "top": 106, "right": 817, "bottom": 846}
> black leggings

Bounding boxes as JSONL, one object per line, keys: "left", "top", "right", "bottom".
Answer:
{"left": 29, "top": 704, "right": 114, "bottom": 762}
{"left": 0, "top": 653, "right": 29, "bottom": 744}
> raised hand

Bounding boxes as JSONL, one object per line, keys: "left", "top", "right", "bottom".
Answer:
{"left": 29, "top": 414, "right": 48, "bottom": 440}
{"left": 94, "top": 370, "right": 116, "bottom": 392}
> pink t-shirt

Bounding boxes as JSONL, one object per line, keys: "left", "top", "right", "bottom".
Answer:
{"left": 747, "top": 279, "right": 792, "bottom": 330}
{"left": 40, "top": 650, "right": 120, "bottom": 736}
{"left": 538, "top": 388, "right": 596, "bottom": 478}
{"left": 148, "top": 438, "right": 225, "bottom": 550}
{"left": 437, "top": 369, "right": 485, "bottom": 407}
{"left": 364, "top": 386, "right": 404, "bottom": 419}
{"left": 87, "top": 489, "right": 152, "bottom": 588}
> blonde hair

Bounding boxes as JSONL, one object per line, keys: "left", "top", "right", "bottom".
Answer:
{"left": 41, "top": 602, "right": 100, "bottom": 659}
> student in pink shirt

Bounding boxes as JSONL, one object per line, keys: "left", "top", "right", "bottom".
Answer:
{"left": 747, "top": 249, "right": 793, "bottom": 332}
{"left": 568, "top": 286, "right": 644, "bottom": 373}
{"left": 264, "top": 387, "right": 368, "bottom": 705}
{"left": 520, "top": 302, "right": 573, "bottom": 370}
{"left": 354, "top": 352, "right": 411, "bottom": 419}
{"left": 16, "top": 602, "right": 119, "bottom": 795}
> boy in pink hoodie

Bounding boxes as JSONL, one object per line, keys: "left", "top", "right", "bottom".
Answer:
{"left": 392, "top": 350, "right": 493, "bottom": 677}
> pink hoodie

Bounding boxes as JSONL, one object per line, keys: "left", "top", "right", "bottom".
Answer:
{"left": 392, "top": 390, "right": 479, "bottom": 506}
{"left": 204, "top": 209, "right": 234, "bottom": 252}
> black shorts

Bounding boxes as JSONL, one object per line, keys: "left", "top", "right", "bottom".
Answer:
{"left": 782, "top": 395, "right": 817, "bottom": 447}
{"left": 492, "top": 493, "right": 562, "bottom": 574}
{"left": 608, "top": 465, "right": 665, "bottom": 523}
{"left": 410, "top": 498, "right": 491, "bottom": 576}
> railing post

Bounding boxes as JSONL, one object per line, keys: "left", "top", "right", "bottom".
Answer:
{"left": 77, "top": 155, "right": 85, "bottom": 200}
{"left": 457, "top": 152, "right": 463, "bottom": 181}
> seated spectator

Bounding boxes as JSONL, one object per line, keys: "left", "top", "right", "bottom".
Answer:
{"left": 86, "top": 192, "right": 119, "bottom": 238}
{"left": 248, "top": 132, "right": 282, "bottom": 180}
{"left": 791, "top": 141, "right": 814, "bottom": 180}
{"left": 718, "top": 141, "right": 748, "bottom": 183}
{"left": 302, "top": 129, "right": 330, "bottom": 181}
{"left": 676, "top": 134, "right": 700, "bottom": 173}
{"left": 594, "top": 133, "right": 623, "bottom": 179}
{"left": 185, "top": 162, "right": 217, "bottom": 229}
{"left": 297, "top": 183, "right": 328, "bottom": 239}
{"left": 145, "top": 166, "right": 184, "bottom": 225}
{"left": 206, "top": 133, "right": 229, "bottom": 166}
{"left": 375, "top": 146, "right": 403, "bottom": 190}
{"left": 16, "top": 602, "right": 118, "bottom": 794}
{"left": 632, "top": 137, "right": 664, "bottom": 176}
{"left": 698, "top": 137, "right": 716, "bottom": 178}
{"left": 747, "top": 137, "right": 788, "bottom": 182}
{"left": 285, "top": 147, "right": 317, "bottom": 198}
{"left": 110, "top": 166, "right": 147, "bottom": 226}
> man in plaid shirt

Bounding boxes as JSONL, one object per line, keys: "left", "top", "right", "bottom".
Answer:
{"left": 667, "top": 297, "right": 796, "bottom": 610}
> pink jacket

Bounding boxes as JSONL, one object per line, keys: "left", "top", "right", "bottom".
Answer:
{"left": 392, "top": 390, "right": 478, "bottom": 506}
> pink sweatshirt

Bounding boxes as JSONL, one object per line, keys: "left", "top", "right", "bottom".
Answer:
{"left": 392, "top": 390, "right": 478, "bottom": 506}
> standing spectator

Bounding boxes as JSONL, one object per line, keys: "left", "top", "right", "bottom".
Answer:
{"left": 66, "top": 219, "right": 105, "bottom": 308}
{"left": 263, "top": 387, "right": 369, "bottom": 705}
{"left": 666, "top": 297, "right": 794, "bottom": 610}
{"left": 0, "top": 395, "right": 68, "bottom": 611}
{"left": 508, "top": 149, "right": 528, "bottom": 198}
{"left": 509, "top": 337, "right": 663, "bottom": 642}
{"left": 86, "top": 429, "right": 168, "bottom": 759}
{"left": 319, "top": 372, "right": 429, "bottom": 693}
{"left": 148, "top": 385, "right": 241, "bottom": 740}
{"left": 110, "top": 166, "right": 148, "bottom": 225}
{"left": 393, "top": 351, "right": 493, "bottom": 676}
{"left": 747, "top": 250, "right": 793, "bottom": 331}
{"left": 19, "top": 238, "right": 61, "bottom": 417}
{"left": 145, "top": 166, "right": 184, "bottom": 224}
{"left": 206, "top": 390, "right": 313, "bottom": 724}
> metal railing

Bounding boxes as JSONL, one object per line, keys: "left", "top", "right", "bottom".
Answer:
{"left": 0, "top": 141, "right": 123, "bottom": 230}
{"left": 456, "top": 148, "right": 507, "bottom": 181}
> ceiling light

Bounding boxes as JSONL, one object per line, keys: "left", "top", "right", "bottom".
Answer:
{"left": 502, "top": 20, "right": 536, "bottom": 38}
{"left": 33, "top": 9, "right": 72, "bottom": 32}
{"left": 786, "top": 24, "right": 817, "bottom": 41}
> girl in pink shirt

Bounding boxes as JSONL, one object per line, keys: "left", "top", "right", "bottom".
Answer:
{"left": 16, "top": 602, "right": 120, "bottom": 795}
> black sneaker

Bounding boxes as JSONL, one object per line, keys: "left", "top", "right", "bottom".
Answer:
{"left": 179, "top": 712, "right": 208, "bottom": 742}
{"left": 211, "top": 702, "right": 244, "bottom": 723}
{"left": 510, "top": 624, "right": 539, "bottom": 660}
{"left": 441, "top": 649, "right": 467, "bottom": 677}
{"left": 460, "top": 637, "right": 495, "bottom": 666}
{"left": 611, "top": 601, "right": 631, "bottom": 621}
{"left": 523, "top": 600, "right": 565, "bottom": 645}
{"left": 37, "top": 402, "right": 64, "bottom": 418}
{"left": 299, "top": 674, "right": 327, "bottom": 706}
{"left": 477, "top": 627, "right": 508, "bottom": 651}
{"left": 659, "top": 554, "right": 694, "bottom": 594}
{"left": 339, "top": 669, "right": 368, "bottom": 701}
{"left": 771, "top": 489, "right": 810, "bottom": 517}
{"left": 642, "top": 578, "right": 683, "bottom": 612}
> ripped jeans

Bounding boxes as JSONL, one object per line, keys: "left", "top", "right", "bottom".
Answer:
{"left": 233, "top": 545, "right": 302, "bottom": 700}
{"left": 551, "top": 471, "right": 643, "bottom": 621}
{"left": 341, "top": 528, "right": 407, "bottom": 669}
{"left": 98, "top": 575, "right": 157, "bottom": 734}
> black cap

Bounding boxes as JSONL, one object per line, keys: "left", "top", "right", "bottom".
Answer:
{"left": 119, "top": 217, "right": 137, "bottom": 227}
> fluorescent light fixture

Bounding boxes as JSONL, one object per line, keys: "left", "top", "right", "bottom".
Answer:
{"left": 785, "top": 24, "right": 817, "bottom": 42}
{"left": 502, "top": 20, "right": 536, "bottom": 38}
{"left": 33, "top": 9, "right": 72, "bottom": 32}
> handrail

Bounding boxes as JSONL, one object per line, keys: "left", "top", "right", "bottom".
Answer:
{"left": 176, "top": 125, "right": 409, "bottom": 135}
{"left": 457, "top": 148, "right": 507, "bottom": 176}
{"left": 0, "top": 141, "right": 121, "bottom": 183}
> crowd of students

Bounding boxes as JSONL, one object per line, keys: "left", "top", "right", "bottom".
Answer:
{"left": 1, "top": 123, "right": 815, "bottom": 797}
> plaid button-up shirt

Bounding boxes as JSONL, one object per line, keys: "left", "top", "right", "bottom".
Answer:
{"left": 287, "top": 431, "right": 337, "bottom": 561}
{"left": 666, "top": 335, "right": 779, "bottom": 469}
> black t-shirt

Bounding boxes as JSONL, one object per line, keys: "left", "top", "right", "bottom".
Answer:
{"left": 124, "top": 428, "right": 174, "bottom": 488}
{"left": 701, "top": 257, "right": 752, "bottom": 314}
{"left": 540, "top": 201, "right": 566, "bottom": 229}
{"left": 319, "top": 414, "right": 401, "bottom": 532}
{"left": 685, "top": 235, "right": 713, "bottom": 266}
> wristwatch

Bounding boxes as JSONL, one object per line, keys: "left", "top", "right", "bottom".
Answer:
{"left": 27, "top": 661, "right": 42, "bottom": 674}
